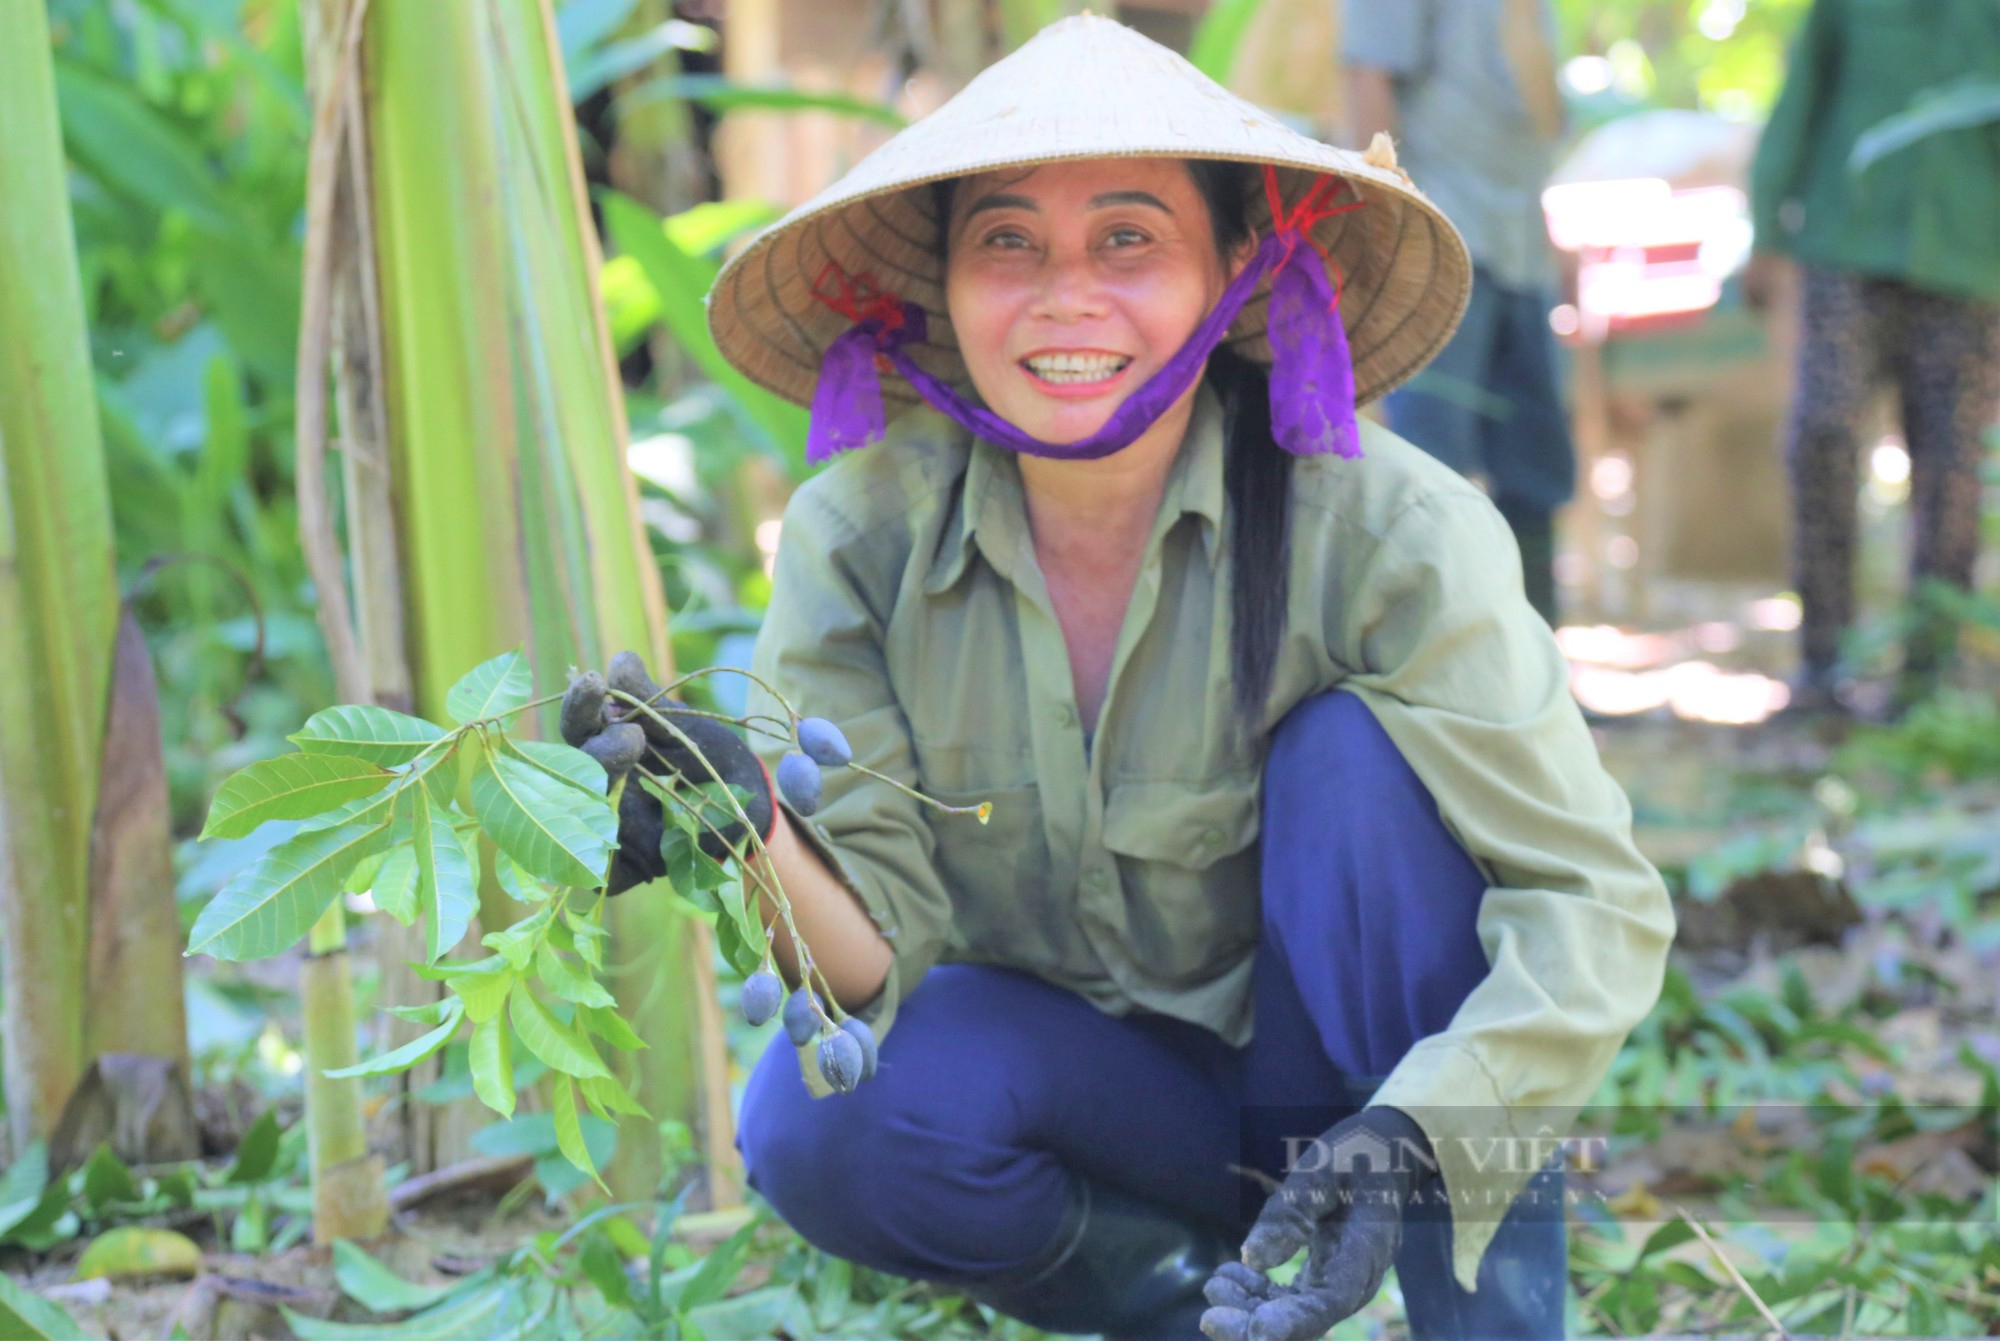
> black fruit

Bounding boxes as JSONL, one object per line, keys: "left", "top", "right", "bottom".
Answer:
{"left": 606, "top": 650, "right": 666, "bottom": 707}
{"left": 741, "top": 970, "right": 784, "bottom": 1027}
{"left": 797, "top": 718, "right": 853, "bottom": 768}
{"left": 776, "top": 752, "right": 823, "bottom": 816}
{"left": 818, "top": 1030, "right": 865, "bottom": 1094}
{"left": 838, "top": 1016, "right": 879, "bottom": 1080}
{"left": 782, "top": 987, "right": 822, "bottom": 1047}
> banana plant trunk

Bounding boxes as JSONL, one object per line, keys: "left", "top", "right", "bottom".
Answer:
{"left": 298, "top": 0, "right": 729, "bottom": 1204}
{"left": 0, "top": 0, "right": 189, "bottom": 1154}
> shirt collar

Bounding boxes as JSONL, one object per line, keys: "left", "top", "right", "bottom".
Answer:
{"left": 925, "top": 380, "right": 1227, "bottom": 595}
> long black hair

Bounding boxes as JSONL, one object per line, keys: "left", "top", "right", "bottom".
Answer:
{"left": 1185, "top": 162, "right": 1291, "bottom": 734}
{"left": 930, "top": 161, "right": 1292, "bottom": 733}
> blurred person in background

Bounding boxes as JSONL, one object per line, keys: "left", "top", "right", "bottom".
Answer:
{"left": 1343, "top": 0, "right": 1575, "bottom": 627}
{"left": 1748, "top": 0, "right": 2000, "bottom": 716}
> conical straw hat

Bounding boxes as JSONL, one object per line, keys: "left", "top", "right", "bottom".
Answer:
{"left": 706, "top": 14, "right": 1471, "bottom": 415}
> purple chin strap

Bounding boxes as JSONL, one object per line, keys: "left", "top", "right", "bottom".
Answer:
{"left": 806, "top": 164, "right": 1367, "bottom": 467}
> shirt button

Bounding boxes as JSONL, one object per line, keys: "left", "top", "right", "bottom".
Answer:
{"left": 1199, "top": 828, "right": 1224, "bottom": 851}
{"left": 1084, "top": 869, "right": 1108, "bottom": 893}
{"left": 1052, "top": 704, "right": 1075, "bottom": 728}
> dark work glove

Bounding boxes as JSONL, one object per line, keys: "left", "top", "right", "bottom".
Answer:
{"left": 561, "top": 651, "right": 776, "bottom": 895}
{"left": 1201, "top": 1107, "right": 1437, "bottom": 1341}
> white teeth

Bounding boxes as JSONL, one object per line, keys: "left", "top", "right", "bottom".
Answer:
{"left": 1023, "top": 352, "right": 1131, "bottom": 384}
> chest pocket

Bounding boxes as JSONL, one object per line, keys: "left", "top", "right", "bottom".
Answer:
{"left": 1100, "top": 775, "right": 1262, "bottom": 984}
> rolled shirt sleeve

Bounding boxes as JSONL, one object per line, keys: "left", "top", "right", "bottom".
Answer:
{"left": 746, "top": 483, "right": 957, "bottom": 1099}
{"left": 1329, "top": 488, "right": 1677, "bottom": 1291}
{"left": 1342, "top": 0, "right": 1431, "bottom": 74}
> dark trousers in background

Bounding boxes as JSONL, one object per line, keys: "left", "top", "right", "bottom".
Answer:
{"left": 1385, "top": 267, "right": 1578, "bottom": 627}
{"left": 735, "top": 691, "right": 1568, "bottom": 1340}
{"left": 1785, "top": 265, "right": 2000, "bottom": 685}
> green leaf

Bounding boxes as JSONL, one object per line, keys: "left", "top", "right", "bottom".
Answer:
{"left": 343, "top": 850, "right": 390, "bottom": 897}
{"left": 0, "top": 1274, "right": 86, "bottom": 1341}
{"left": 1636, "top": 1218, "right": 1698, "bottom": 1262}
{"left": 228, "top": 1110, "right": 282, "bottom": 1184}
{"left": 717, "top": 881, "right": 768, "bottom": 971}
{"left": 368, "top": 845, "right": 420, "bottom": 925}
{"left": 451, "top": 966, "right": 515, "bottom": 1025}
{"left": 74, "top": 1226, "right": 202, "bottom": 1279}
{"left": 508, "top": 983, "right": 611, "bottom": 1079}
{"left": 506, "top": 738, "right": 608, "bottom": 797}
{"left": 712, "top": 907, "right": 765, "bottom": 978}
{"left": 578, "top": 1005, "right": 646, "bottom": 1053}
{"left": 580, "top": 1073, "right": 648, "bottom": 1119}
{"left": 0, "top": 1179, "right": 73, "bottom": 1252}
{"left": 534, "top": 945, "right": 616, "bottom": 1009}
{"left": 80, "top": 1144, "right": 137, "bottom": 1211}
{"left": 678, "top": 1218, "right": 758, "bottom": 1310}
{"left": 323, "top": 999, "right": 465, "bottom": 1079}
{"left": 1185, "top": 0, "right": 1262, "bottom": 81}
{"left": 492, "top": 850, "right": 546, "bottom": 903}
{"left": 565, "top": 908, "right": 608, "bottom": 971}
{"left": 576, "top": 1230, "right": 635, "bottom": 1310}
{"left": 599, "top": 191, "right": 809, "bottom": 463}
{"left": 657, "top": 821, "right": 704, "bottom": 901}
{"left": 470, "top": 754, "right": 617, "bottom": 889}
{"left": 334, "top": 1239, "right": 459, "bottom": 1314}
{"left": 284, "top": 1273, "right": 512, "bottom": 1341}
{"left": 231, "top": 1192, "right": 268, "bottom": 1254}
{"left": 385, "top": 999, "right": 456, "bottom": 1026}
{"left": 412, "top": 791, "right": 478, "bottom": 962}
{"left": 0, "top": 1143, "right": 50, "bottom": 1238}
{"left": 187, "top": 821, "right": 394, "bottom": 961}
{"left": 53, "top": 61, "right": 242, "bottom": 232}
{"left": 661, "top": 199, "right": 782, "bottom": 256}
{"left": 469, "top": 1018, "right": 515, "bottom": 1119}
{"left": 482, "top": 903, "right": 555, "bottom": 971}
{"left": 551, "top": 1078, "right": 607, "bottom": 1192}
{"left": 292, "top": 704, "right": 448, "bottom": 767}
{"left": 154, "top": 1168, "right": 197, "bottom": 1210}
{"left": 445, "top": 649, "right": 533, "bottom": 726}
{"left": 201, "top": 754, "right": 394, "bottom": 840}
{"left": 304, "top": 753, "right": 454, "bottom": 836}
{"left": 406, "top": 953, "right": 508, "bottom": 982}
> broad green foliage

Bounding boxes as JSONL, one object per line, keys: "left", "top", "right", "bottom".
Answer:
{"left": 186, "top": 821, "right": 396, "bottom": 961}
{"left": 470, "top": 754, "right": 618, "bottom": 889}
{"left": 187, "top": 649, "right": 644, "bottom": 1180}
{"left": 289, "top": 704, "right": 448, "bottom": 766}
{"left": 200, "top": 754, "right": 394, "bottom": 841}
{"left": 599, "top": 191, "right": 809, "bottom": 465}
{"left": 0, "top": 1273, "right": 84, "bottom": 1341}
{"left": 446, "top": 649, "right": 535, "bottom": 726}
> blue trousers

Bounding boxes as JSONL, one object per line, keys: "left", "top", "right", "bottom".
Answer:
{"left": 736, "top": 692, "right": 1568, "bottom": 1338}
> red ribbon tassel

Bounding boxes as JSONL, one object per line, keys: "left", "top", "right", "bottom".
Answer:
{"left": 812, "top": 261, "right": 909, "bottom": 372}
{"left": 1262, "top": 165, "right": 1362, "bottom": 312}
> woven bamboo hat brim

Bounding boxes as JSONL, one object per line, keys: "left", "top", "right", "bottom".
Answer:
{"left": 706, "top": 14, "right": 1472, "bottom": 414}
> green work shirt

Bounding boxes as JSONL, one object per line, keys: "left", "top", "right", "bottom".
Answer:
{"left": 745, "top": 381, "right": 1676, "bottom": 1291}
{"left": 1749, "top": 0, "right": 2000, "bottom": 303}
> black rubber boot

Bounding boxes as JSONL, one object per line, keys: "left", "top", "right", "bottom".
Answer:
{"left": 959, "top": 1179, "right": 1236, "bottom": 1339}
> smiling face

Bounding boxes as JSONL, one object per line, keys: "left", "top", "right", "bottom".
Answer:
{"left": 942, "top": 158, "right": 1252, "bottom": 445}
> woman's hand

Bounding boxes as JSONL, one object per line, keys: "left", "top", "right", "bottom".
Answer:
{"left": 561, "top": 651, "right": 775, "bottom": 895}
{"left": 1200, "top": 1107, "right": 1436, "bottom": 1341}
